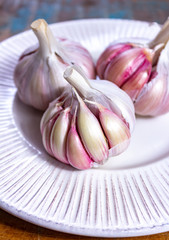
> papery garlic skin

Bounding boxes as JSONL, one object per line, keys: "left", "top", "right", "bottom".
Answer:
{"left": 95, "top": 103, "right": 130, "bottom": 153}
{"left": 97, "top": 43, "right": 154, "bottom": 102}
{"left": 90, "top": 79, "right": 135, "bottom": 134}
{"left": 134, "top": 74, "right": 168, "bottom": 116}
{"left": 134, "top": 41, "right": 169, "bottom": 116}
{"left": 42, "top": 115, "right": 58, "bottom": 156}
{"left": 75, "top": 91, "right": 109, "bottom": 164}
{"left": 40, "top": 66, "right": 135, "bottom": 170}
{"left": 14, "top": 19, "right": 95, "bottom": 111}
{"left": 96, "top": 43, "right": 133, "bottom": 79}
{"left": 66, "top": 109, "right": 94, "bottom": 170}
{"left": 50, "top": 107, "right": 70, "bottom": 164}
{"left": 40, "top": 99, "right": 63, "bottom": 133}
{"left": 96, "top": 18, "right": 169, "bottom": 116}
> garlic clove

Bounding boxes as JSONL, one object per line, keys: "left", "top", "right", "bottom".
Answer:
{"left": 85, "top": 100, "right": 131, "bottom": 156}
{"left": 50, "top": 107, "right": 71, "bottom": 164}
{"left": 103, "top": 47, "right": 153, "bottom": 88}
{"left": 66, "top": 108, "right": 93, "bottom": 170}
{"left": 40, "top": 99, "right": 63, "bottom": 133}
{"left": 98, "top": 104, "right": 130, "bottom": 155}
{"left": 42, "top": 116, "right": 58, "bottom": 157}
{"left": 73, "top": 88, "right": 109, "bottom": 164}
{"left": 97, "top": 43, "right": 133, "bottom": 79}
{"left": 121, "top": 53, "right": 152, "bottom": 100}
{"left": 134, "top": 70, "right": 169, "bottom": 116}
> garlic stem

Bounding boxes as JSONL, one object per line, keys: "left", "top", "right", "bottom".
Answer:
{"left": 149, "top": 18, "right": 169, "bottom": 49}
{"left": 151, "top": 43, "right": 164, "bottom": 66}
{"left": 31, "top": 19, "right": 54, "bottom": 58}
{"left": 64, "top": 66, "right": 93, "bottom": 98}
{"left": 31, "top": 19, "right": 69, "bottom": 62}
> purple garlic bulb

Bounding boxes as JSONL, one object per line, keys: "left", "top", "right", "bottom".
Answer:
{"left": 40, "top": 66, "right": 135, "bottom": 170}
{"left": 14, "top": 19, "right": 95, "bottom": 111}
{"left": 96, "top": 18, "right": 169, "bottom": 116}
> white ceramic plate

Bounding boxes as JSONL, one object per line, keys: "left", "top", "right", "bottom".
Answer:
{"left": 0, "top": 19, "right": 169, "bottom": 238}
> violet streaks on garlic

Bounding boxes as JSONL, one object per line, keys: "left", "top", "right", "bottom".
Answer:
{"left": 66, "top": 107, "right": 93, "bottom": 169}
{"left": 40, "top": 66, "right": 135, "bottom": 170}
{"left": 14, "top": 19, "right": 95, "bottom": 111}
{"left": 96, "top": 18, "right": 169, "bottom": 117}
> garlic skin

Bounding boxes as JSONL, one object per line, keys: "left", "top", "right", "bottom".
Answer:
{"left": 40, "top": 66, "right": 135, "bottom": 170}
{"left": 50, "top": 107, "right": 71, "bottom": 164}
{"left": 96, "top": 18, "right": 169, "bottom": 117}
{"left": 14, "top": 19, "right": 95, "bottom": 111}
{"left": 66, "top": 108, "right": 93, "bottom": 170}
{"left": 134, "top": 42, "right": 169, "bottom": 116}
{"left": 74, "top": 90, "right": 109, "bottom": 164}
{"left": 96, "top": 43, "right": 154, "bottom": 103}
{"left": 95, "top": 102, "right": 130, "bottom": 150}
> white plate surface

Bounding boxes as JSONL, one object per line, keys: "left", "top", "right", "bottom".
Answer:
{"left": 0, "top": 19, "right": 169, "bottom": 238}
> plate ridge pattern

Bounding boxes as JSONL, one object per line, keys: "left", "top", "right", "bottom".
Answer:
{"left": 0, "top": 19, "right": 169, "bottom": 237}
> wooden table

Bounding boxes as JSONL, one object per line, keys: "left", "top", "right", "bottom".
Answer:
{"left": 1, "top": 209, "right": 169, "bottom": 239}
{"left": 0, "top": 0, "right": 169, "bottom": 239}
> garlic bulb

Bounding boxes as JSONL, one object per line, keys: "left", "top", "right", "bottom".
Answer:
{"left": 40, "top": 66, "right": 135, "bottom": 170}
{"left": 96, "top": 18, "right": 169, "bottom": 116}
{"left": 14, "top": 19, "right": 95, "bottom": 111}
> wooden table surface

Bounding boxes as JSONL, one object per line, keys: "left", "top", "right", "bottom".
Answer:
{"left": 1, "top": 208, "right": 169, "bottom": 240}
{"left": 0, "top": 0, "right": 169, "bottom": 239}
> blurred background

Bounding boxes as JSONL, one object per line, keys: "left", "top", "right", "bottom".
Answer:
{"left": 0, "top": 0, "right": 169, "bottom": 41}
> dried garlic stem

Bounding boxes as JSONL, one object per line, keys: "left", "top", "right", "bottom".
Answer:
{"left": 31, "top": 19, "right": 68, "bottom": 61}
{"left": 149, "top": 18, "right": 169, "bottom": 49}
{"left": 64, "top": 66, "right": 93, "bottom": 98}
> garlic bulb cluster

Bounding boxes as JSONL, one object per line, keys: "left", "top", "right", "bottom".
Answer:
{"left": 14, "top": 19, "right": 95, "bottom": 111}
{"left": 96, "top": 18, "right": 169, "bottom": 116}
{"left": 40, "top": 66, "right": 135, "bottom": 170}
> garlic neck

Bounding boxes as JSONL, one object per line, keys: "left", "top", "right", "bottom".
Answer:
{"left": 149, "top": 18, "right": 169, "bottom": 49}
{"left": 64, "top": 66, "right": 94, "bottom": 98}
{"left": 31, "top": 19, "right": 68, "bottom": 61}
